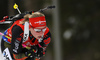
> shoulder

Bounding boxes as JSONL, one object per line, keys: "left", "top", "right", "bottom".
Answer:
{"left": 44, "top": 27, "right": 51, "bottom": 36}
{"left": 11, "top": 25, "right": 24, "bottom": 36}
{"left": 43, "top": 27, "right": 51, "bottom": 40}
{"left": 12, "top": 25, "right": 23, "bottom": 32}
{"left": 11, "top": 19, "right": 24, "bottom": 31}
{"left": 11, "top": 19, "right": 24, "bottom": 32}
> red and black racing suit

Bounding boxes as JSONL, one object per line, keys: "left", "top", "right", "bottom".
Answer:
{"left": 1, "top": 19, "right": 51, "bottom": 60}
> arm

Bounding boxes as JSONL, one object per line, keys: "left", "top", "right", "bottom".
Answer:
{"left": 40, "top": 31, "right": 51, "bottom": 47}
{"left": 11, "top": 25, "right": 28, "bottom": 60}
{"left": 37, "top": 31, "right": 51, "bottom": 57}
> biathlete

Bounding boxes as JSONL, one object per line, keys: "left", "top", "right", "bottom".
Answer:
{"left": 1, "top": 12, "right": 51, "bottom": 60}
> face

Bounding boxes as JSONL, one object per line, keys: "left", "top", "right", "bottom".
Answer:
{"left": 29, "top": 26, "right": 46, "bottom": 39}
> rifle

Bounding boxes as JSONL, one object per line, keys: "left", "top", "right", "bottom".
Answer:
{"left": 0, "top": 5, "right": 55, "bottom": 24}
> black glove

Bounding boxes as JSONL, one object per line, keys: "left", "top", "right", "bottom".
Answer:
{"left": 36, "top": 45, "right": 46, "bottom": 57}
{"left": 25, "top": 46, "right": 38, "bottom": 58}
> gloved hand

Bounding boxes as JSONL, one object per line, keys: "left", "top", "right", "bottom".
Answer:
{"left": 36, "top": 45, "right": 46, "bottom": 57}
{"left": 37, "top": 47, "right": 46, "bottom": 57}
{"left": 25, "top": 45, "right": 46, "bottom": 58}
{"left": 25, "top": 46, "right": 38, "bottom": 58}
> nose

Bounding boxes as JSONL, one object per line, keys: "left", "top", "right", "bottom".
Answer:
{"left": 39, "top": 31, "right": 44, "bottom": 35}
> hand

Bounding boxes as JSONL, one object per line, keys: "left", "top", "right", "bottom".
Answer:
{"left": 36, "top": 47, "right": 46, "bottom": 57}
{"left": 25, "top": 46, "right": 38, "bottom": 58}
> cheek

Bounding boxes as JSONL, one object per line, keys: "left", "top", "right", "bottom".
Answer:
{"left": 29, "top": 28, "right": 43, "bottom": 39}
{"left": 30, "top": 28, "right": 41, "bottom": 38}
{"left": 30, "top": 28, "right": 37, "bottom": 36}
{"left": 31, "top": 30, "right": 37, "bottom": 36}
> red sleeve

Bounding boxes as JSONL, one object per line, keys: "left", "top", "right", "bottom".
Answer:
{"left": 39, "top": 31, "right": 51, "bottom": 47}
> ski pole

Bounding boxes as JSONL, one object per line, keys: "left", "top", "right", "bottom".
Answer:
{"left": 0, "top": 32, "right": 40, "bottom": 60}
{"left": 0, "top": 32, "right": 30, "bottom": 49}
{"left": 0, "top": 32, "right": 11, "bottom": 39}
{"left": 0, "top": 32, "right": 42, "bottom": 51}
{"left": 0, "top": 35, "right": 39, "bottom": 60}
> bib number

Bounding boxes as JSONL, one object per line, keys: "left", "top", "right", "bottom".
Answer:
{"left": 3, "top": 48, "right": 13, "bottom": 60}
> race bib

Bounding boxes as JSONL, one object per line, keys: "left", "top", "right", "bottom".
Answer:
{"left": 3, "top": 48, "right": 13, "bottom": 60}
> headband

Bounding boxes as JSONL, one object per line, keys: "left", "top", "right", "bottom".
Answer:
{"left": 29, "top": 16, "right": 46, "bottom": 28}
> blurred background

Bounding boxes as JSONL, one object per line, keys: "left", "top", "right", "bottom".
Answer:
{"left": 0, "top": 0, "right": 100, "bottom": 60}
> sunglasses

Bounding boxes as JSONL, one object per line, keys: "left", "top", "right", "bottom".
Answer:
{"left": 34, "top": 28, "right": 46, "bottom": 33}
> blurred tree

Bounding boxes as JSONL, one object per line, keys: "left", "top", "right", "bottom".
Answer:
{"left": 0, "top": 0, "right": 10, "bottom": 30}
{"left": 0, "top": 0, "right": 8, "bottom": 19}
{"left": 8, "top": 0, "right": 15, "bottom": 16}
{"left": 60, "top": 0, "right": 100, "bottom": 60}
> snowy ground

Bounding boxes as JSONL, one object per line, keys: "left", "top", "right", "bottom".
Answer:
{"left": 0, "top": 32, "right": 5, "bottom": 59}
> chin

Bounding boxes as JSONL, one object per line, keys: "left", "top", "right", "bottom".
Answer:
{"left": 37, "top": 38, "right": 41, "bottom": 40}
{"left": 35, "top": 37, "right": 40, "bottom": 39}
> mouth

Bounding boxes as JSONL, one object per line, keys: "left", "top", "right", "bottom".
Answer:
{"left": 38, "top": 36, "right": 42, "bottom": 39}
